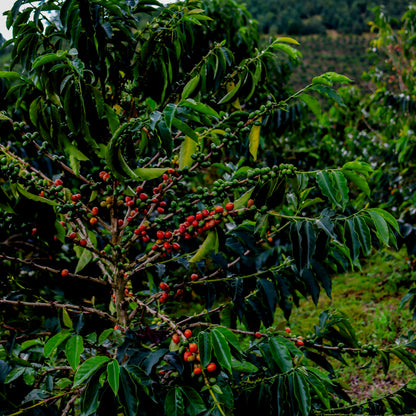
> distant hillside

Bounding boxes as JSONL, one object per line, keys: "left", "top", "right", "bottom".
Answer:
{"left": 236, "top": 0, "right": 411, "bottom": 34}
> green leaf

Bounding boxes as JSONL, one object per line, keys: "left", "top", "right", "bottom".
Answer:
{"left": 234, "top": 187, "right": 254, "bottom": 209}
{"left": 367, "top": 210, "right": 390, "bottom": 246}
{"left": 164, "top": 104, "right": 177, "bottom": 130}
{"left": 306, "top": 370, "right": 330, "bottom": 409}
{"left": 179, "top": 136, "right": 197, "bottom": 170}
{"left": 65, "top": 335, "right": 84, "bottom": 370}
{"left": 75, "top": 247, "right": 93, "bottom": 274}
{"left": 44, "top": 330, "right": 71, "bottom": 358}
{"left": 181, "top": 387, "right": 207, "bottom": 416}
{"left": 81, "top": 372, "right": 102, "bottom": 415}
{"left": 171, "top": 118, "right": 198, "bottom": 142}
{"left": 198, "top": 331, "right": 212, "bottom": 368}
{"left": 107, "top": 360, "right": 120, "bottom": 396}
{"left": 249, "top": 119, "right": 261, "bottom": 161}
{"left": 366, "top": 208, "right": 399, "bottom": 233}
{"left": 119, "top": 367, "right": 139, "bottom": 416}
{"left": 182, "top": 99, "right": 219, "bottom": 118}
{"left": 133, "top": 167, "right": 169, "bottom": 180}
{"left": 269, "top": 337, "right": 292, "bottom": 372}
{"left": 98, "top": 328, "right": 114, "bottom": 345}
{"left": 315, "top": 171, "right": 348, "bottom": 210}
{"left": 293, "top": 371, "right": 312, "bottom": 416}
{"left": 181, "top": 75, "right": 200, "bottom": 100}
{"left": 213, "top": 327, "right": 241, "bottom": 353}
{"left": 16, "top": 183, "right": 58, "bottom": 206}
{"left": 272, "top": 42, "right": 301, "bottom": 60}
{"left": 211, "top": 328, "right": 232, "bottom": 373}
{"left": 32, "top": 52, "right": 67, "bottom": 70}
{"left": 0, "top": 113, "right": 12, "bottom": 122}
{"left": 342, "top": 169, "right": 370, "bottom": 196}
{"left": 218, "top": 77, "right": 242, "bottom": 105}
{"left": 0, "top": 71, "right": 22, "bottom": 80}
{"left": 62, "top": 308, "right": 73, "bottom": 329}
{"left": 5, "top": 367, "right": 25, "bottom": 384}
{"left": 276, "top": 36, "right": 300, "bottom": 45}
{"left": 312, "top": 72, "right": 352, "bottom": 86}
{"left": 310, "top": 84, "right": 345, "bottom": 106}
{"left": 73, "top": 356, "right": 110, "bottom": 387}
{"left": 300, "top": 94, "right": 321, "bottom": 119}
{"left": 231, "top": 359, "right": 259, "bottom": 373}
{"left": 344, "top": 219, "right": 361, "bottom": 262}
{"left": 190, "top": 230, "right": 218, "bottom": 263}
{"left": 165, "top": 387, "right": 184, "bottom": 416}
{"left": 342, "top": 161, "right": 373, "bottom": 176}
{"left": 353, "top": 216, "right": 372, "bottom": 257}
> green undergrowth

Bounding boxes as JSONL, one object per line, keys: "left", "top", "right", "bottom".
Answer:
{"left": 289, "top": 248, "right": 416, "bottom": 401}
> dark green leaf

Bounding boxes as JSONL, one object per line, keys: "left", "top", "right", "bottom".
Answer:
{"left": 44, "top": 330, "right": 71, "bottom": 358}
{"left": 65, "top": 335, "right": 84, "bottom": 370}
{"left": 198, "top": 331, "right": 212, "bottom": 368}
{"left": 211, "top": 328, "right": 232, "bottom": 373}
{"left": 269, "top": 337, "right": 293, "bottom": 372}
{"left": 165, "top": 387, "right": 184, "bottom": 416}
{"left": 107, "top": 360, "right": 120, "bottom": 396}
{"left": 73, "top": 356, "right": 110, "bottom": 387}
{"left": 293, "top": 371, "right": 311, "bottom": 416}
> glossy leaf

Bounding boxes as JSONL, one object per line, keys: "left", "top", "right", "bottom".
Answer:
{"left": 119, "top": 367, "right": 139, "bottom": 416}
{"left": 198, "top": 331, "right": 212, "bottom": 368}
{"left": 165, "top": 387, "right": 184, "bottom": 416}
{"left": 211, "top": 328, "right": 232, "bottom": 373}
{"left": 249, "top": 119, "right": 261, "bottom": 160}
{"left": 181, "top": 75, "right": 200, "bottom": 100}
{"left": 179, "top": 136, "right": 198, "bottom": 170}
{"left": 293, "top": 371, "right": 312, "bottom": 416}
{"left": 44, "top": 330, "right": 71, "bottom": 358}
{"left": 190, "top": 230, "right": 218, "bottom": 263}
{"left": 368, "top": 209, "right": 390, "bottom": 246}
{"left": 107, "top": 360, "right": 120, "bottom": 396}
{"left": 65, "top": 335, "right": 84, "bottom": 370}
{"left": 269, "top": 337, "right": 292, "bottom": 372}
{"left": 353, "top": 216, "right": 372, "bottom": 256}
{"left": 73, "top": 356, "right": 110, "bottom": 387}
{"left": 181, "top": 387, "right": 207, "bottom": 416}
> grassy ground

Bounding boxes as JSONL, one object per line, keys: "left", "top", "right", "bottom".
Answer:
{"left": 288, "top": 248, "right": 416, "bottom": 401}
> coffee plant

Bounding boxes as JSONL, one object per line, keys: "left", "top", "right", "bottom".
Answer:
{"left": 1, "top": 1, "right": 416, "bottom": 415}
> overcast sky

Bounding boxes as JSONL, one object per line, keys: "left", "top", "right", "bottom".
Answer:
{"left": 0, "top": 0, "right": 15, "bottom": 39}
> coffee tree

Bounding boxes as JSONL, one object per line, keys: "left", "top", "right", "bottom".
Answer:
{"left": 1, "top": 1, "right": 416, "bottom": 415}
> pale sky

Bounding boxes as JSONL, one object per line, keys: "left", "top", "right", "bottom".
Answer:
{"left": 0, "top": 0, "right": 15, "bottom": 40}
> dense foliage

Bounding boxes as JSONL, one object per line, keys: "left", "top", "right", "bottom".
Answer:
{"left": 236, "top": 0, "right": 411, "bottom": 35}
{"left": 1, "top": 1, "right": 416, "bottom": 415}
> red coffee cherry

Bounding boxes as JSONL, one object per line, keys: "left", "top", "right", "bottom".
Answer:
{"left": 172, "top": 334, "right": 180, "bottom": 344}
{"left": 61, "top": 269, "right": 69, "bottom": 277}
{"left": 214, "top": 206, "right": 223, "bottom": 213}
{"left": 190, "top": 273, "right": 199, "bottom": 281}
{"left": 255, "top": 332, "right": 262, "bottom": 339}
{"left": 193, "top": 366, "right": 202, "bottom": 375}
{"left": 189, "top": 343, "right": 198, "bottom": 353}
{"left": 184, "top": 329, "right": 192, "bottom": 338}
{"left": 91, "top": 206, "right": 99, "bottom": 215}
{"left": 139, "top": 193, "right": 148, "bottom": 201}
{"left": 156, "top": 230, "right": 165, "bottom": 240}
{"left": 159, "top": 282, "right": 169, "bottom": 291}
{"left": 54, "top": 179, "right": 63, "bottom": 186}
{"left": 79, "top": 239, "right": 87, "bottom": 246}
{"left": 225, "top": 202, "right": 234, "bottom": 211}
{"left": 285, "top": 327, "right": 291, "bottom": 334}
{"left": 206, "top": 363, "right": 217, "bottom": 372}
